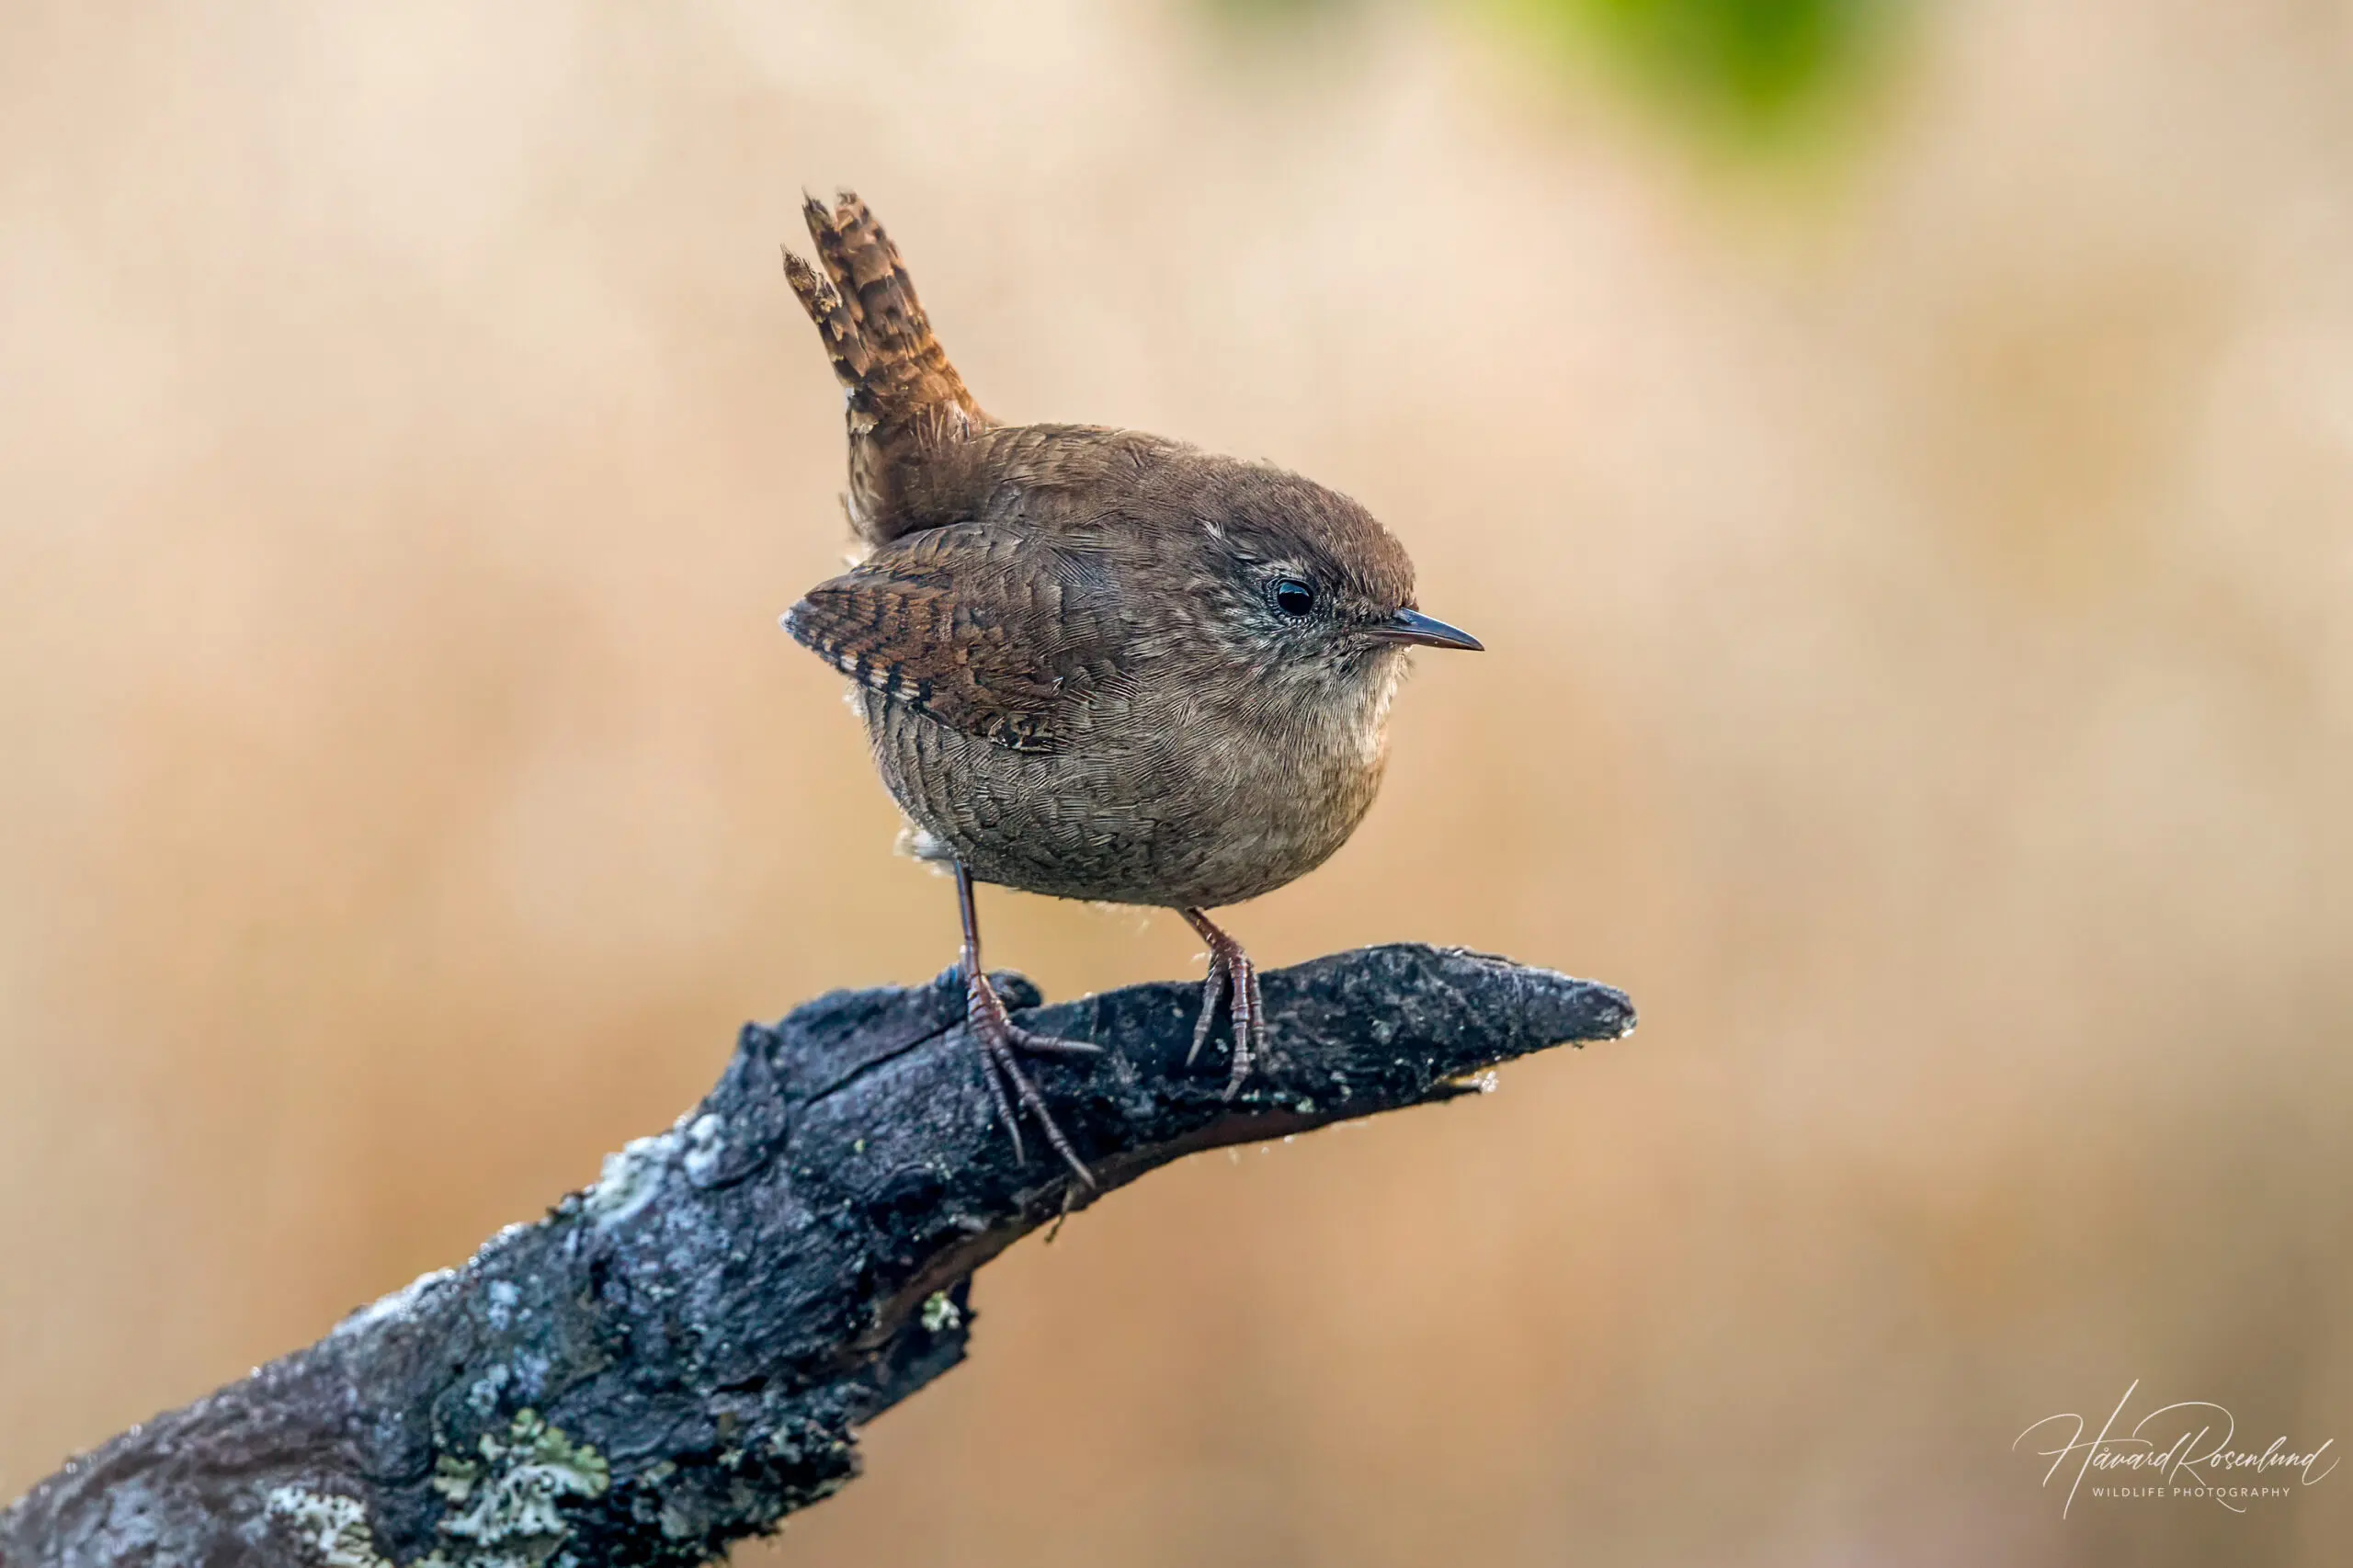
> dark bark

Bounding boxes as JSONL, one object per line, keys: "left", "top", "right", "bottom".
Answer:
{"left": 0, "top": 943, "right": 1633, "bottom": 1568}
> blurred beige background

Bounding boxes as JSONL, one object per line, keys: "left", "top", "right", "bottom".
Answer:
{"left": 5, "top": 1, "right": 2350, "bottom": 1563}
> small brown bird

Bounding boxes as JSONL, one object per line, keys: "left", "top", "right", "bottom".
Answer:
{"left": 780, "top": 193, "right": 1480, "bottom": 1179}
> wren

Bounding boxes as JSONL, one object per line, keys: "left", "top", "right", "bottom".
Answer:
{"left": 780, "top": 193, "right": 1481, "bottom": 1181}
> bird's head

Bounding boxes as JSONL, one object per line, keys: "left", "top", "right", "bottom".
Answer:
{"left": 1168, "top": 461, "right": 1482, "bottom": 701}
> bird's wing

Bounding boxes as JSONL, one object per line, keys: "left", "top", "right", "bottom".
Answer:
{"left": 784, "top": 523, "right": 1128, "bottom": 754}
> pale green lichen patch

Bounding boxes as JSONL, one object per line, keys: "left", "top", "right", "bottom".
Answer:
{"left": 266, "top": 1488, "right": 397, "bottom": 1568}
{"left": 431, "top": 1410, "right": 610, "bottom": 1562}
{"left": 919, "top": 1290, "right": 961, "bottom": 1334}
{"left": 267, "top": 1413, "right": 611, "bottom": 1568}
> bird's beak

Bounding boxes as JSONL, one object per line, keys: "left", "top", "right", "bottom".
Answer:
{"left": 1367, "top": 608, "right": 1483, "bottom": 652}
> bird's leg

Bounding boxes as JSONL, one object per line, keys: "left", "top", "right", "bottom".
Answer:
{"left": 956, "top": 863, "right": 1099, "bottom": 1186}
{"left": 1182, "top": 907, "right": 1264, "bottom": 1100}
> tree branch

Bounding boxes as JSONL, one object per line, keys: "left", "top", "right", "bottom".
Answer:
{"left": 0, "top": 943, "right": 1633, "bottom": 1568}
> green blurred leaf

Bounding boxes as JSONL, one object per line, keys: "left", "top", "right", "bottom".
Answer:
{"left": 1192, "top": 0, "right": 1902, "bottom": 145}
{"left": 1506, "top": 0, "right": 1900, "bottom": 135}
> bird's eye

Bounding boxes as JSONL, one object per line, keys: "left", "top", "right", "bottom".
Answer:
{"left": 1270, "top": 578, "right": 1317, "bottom": 617}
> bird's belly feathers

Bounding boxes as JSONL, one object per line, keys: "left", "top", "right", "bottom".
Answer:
{"left": 853, "top": 687, "right": 1386, "bottom": 909}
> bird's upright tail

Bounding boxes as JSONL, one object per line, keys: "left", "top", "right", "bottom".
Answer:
{"left": 785, "top": 195, "right": 989, "bottom": 543}
{"left": 784, "top": 193, "right": 989, "bottom": 543}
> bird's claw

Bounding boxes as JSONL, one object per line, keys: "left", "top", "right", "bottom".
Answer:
{"left": 963, "top": 967, "right": 1097, "bottom": 1186}
{"left": 1184, "top": 911, "right": 1264, "bottom": 1100}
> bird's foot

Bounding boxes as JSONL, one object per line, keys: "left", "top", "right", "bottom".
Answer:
{"left": 962, "top": 965, "right": 1100, "bottom": 1187}
{"left": 1182, "top": 909, "right": 1264, "bottom": 1100}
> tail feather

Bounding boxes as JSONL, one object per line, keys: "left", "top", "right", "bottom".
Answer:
{"left": 784, "top": 191, "right": 991, "bottom": 545}
{"left": 786, "top": 191, "right": 983, "bottom": 431}
{"left": 781, "top": 246, "right": 869, "bottom": 401}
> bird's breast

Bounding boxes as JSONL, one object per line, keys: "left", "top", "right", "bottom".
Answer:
{"left": 856, "top": 653, "right": 1400, "bottom": 911}
{"left": 1109, "top": 653, "right": 1399, "bottom": 903}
